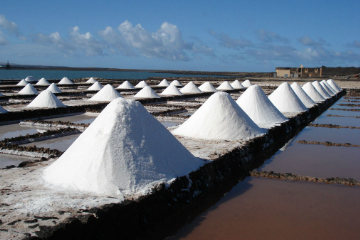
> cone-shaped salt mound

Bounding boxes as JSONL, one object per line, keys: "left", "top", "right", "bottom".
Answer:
{"left": 87, "top": 81, "right": 103, "bottom": 91}
{"left": 231, "top": 80, "right": 245, "bottom": 89}
{"left": 161, "top": 84, "right": 183, "bottom": 96}
{"left": 180, "top": 82, "right": 202, "bottom": 94}
{"left": 199, "top": 82, "right": 217, "bottom": 92}
{"left": 36, "top": 78, "right": 50, "bottom": 85}
{"left": 58, "top": 77, "right": 74, "bottom": 85}
{"left": 134, "top": 86, "right": 160, "bottom": 98}
{"left": 321, "top": 80, "right": 337, "bottom": 95}
{"left": 135, "top": 80, "right": 149, "bottom": 88}
{"left": 43, "top": 98, "right": 203, "bottom": 196}
{"left": 17, "top": 79, "right": 28, "bottom": 86}
{"left": 170, "top": 80, "right": 182, "bottom": 87}
{"left": 302, "top": 82, "right": 325, "bottom": 103}
{"left": 86, "top": 77, "right": 97, "bottom": 83}
{"left": 327, "top": 79, "right": 341, "bottom": 93}
{"left": 312, "top": 81, "right": 331, "bottom": 99}
{"left": 237, "top": 85, "right": 288, "bottom": 128}
{"left": 173, "top": 92, "right": 265, "bottom": 141}
{"left": 0, "top": 105, "right": 8, "bottom": 113}
{"left": 269, "top": 82, "right": 307, "bottom": 113}
{"left": 89, "top": 84, "right": 123, "bottom": 101}
{"left": 242, "top": 79, "right": 252, "bottom": 88}
{"left": 158, "top": 79, "right": 170, "bottom": 87}
{"left": 46, "top": 83, "right": 62, "bottom": 93}
{"left": 117, "top": 80, "right": 135, "bottom": 89}
{"left": 320, "top": 80, "right": 336, "bottom": 96}
{"left": 27, "top": 90, "right": 66, "bottom": 108}
{"left": 25, "top": 76, "right": 37, "bottom": 82}
{"left": 18, "top": 84, "right": 39, "bottom": 95}
{"left": 217, "top": 81, "right": 234, "bottom": 90}
{"left": 290, "top": 82, "right": 316, "bottom": 108}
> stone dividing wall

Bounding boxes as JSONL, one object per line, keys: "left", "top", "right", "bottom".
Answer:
{"left": 23, "top": 91, "right": 345, "bottom": 240}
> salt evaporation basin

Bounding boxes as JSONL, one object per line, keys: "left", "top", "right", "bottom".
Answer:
{"left": 237, "top": 85, "right": 288, "bottom": 128}
{"left": 43, "top": 98, "right": 203, "bottom": 196}
{"left": 172, "top": 92, "right": 265, "bottom": 141}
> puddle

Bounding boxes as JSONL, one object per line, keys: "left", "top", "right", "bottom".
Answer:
{"left": 312, "top": 116, "right": 360, "bottom": 127}
{"left": 161, "top": 121, "right": 179, "bottom": 128}
{"left": 0, "top": 154, "right": 38, "bottom": 168}
{"left": 21, "top": 134, "right": 80, "bottom": 152}
{"left": 172, "top": 177, "right": 360, "bottom": 240}
{"left": 0, "top": 124, "right": 38, "bottom": 140}
{"left": 300, "top": 126, "right": 360, "bottom": 145}
{"left": 44, "top": 113, "right": 98, "bottom": 124}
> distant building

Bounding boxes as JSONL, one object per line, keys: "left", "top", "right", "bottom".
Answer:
{"left": 5, "top": 61, "right": 11, "bottom": 70}
{"left": 275, "top": 65, "right": 322, "bottom": 78}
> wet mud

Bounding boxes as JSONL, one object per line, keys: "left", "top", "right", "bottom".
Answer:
{"left": 297, "top": 139, "right": 360, "bottom": 147}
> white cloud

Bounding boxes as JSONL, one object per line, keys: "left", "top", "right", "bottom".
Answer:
{"left": 0, "top": 14, "right": 18, "bottom": 35}
{"left": 256, "top": 29, "right": 289, "bottom": 44}
{"left": 70, "top": 26, "right": 106, "bottom": 56}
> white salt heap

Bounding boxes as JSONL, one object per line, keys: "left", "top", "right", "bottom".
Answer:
{"left": 16, "top": 79, "right": 28, "bottom": 86}
{"left": 216, "top": 81, "right": 234, "bottom": 90}
{"left": 158, "top": 79, "right": 170, "bottom": 87}
{"left": 180, "top": 82, "right": 202, "bottom": 94}
{"left": 87, "top": 81, "right": 103, "bottom": 91}
{"left": 172, "top": 92, "right": 265, "bottom": 141}
{"left": 25, "top": 76, "right": 37, "bottom": 82}
{"left": 134, "top": 86, "right": 160, "bottom": 98}
{"left": 161, "top": 84, "right": 183, "bottom": 96}
{"left": 18, "top": 83, "right": 39, "bottom": 95}
{"left": 320, "top": 80, "right": 336, "bottom": 96}
{"left": 312, "top": 81, "right": 331, "bottom": 99}
{"left": 302, "top": 82, "right": 326, "bottom": 103}
{"left": 135, "top": 80, "right": 149, "bottom": 88}
{"left": 290, "top": 82, "right": 316, "bottom": 108}
{"left": 43, "top": 98, "right": 203, "bottom": 196}
{"left": 117, "top": 81, "right": 135, "bottom": 89}
{"left": 27, "top": 90, "right": 66, "bottom": 108}
{"left": 89, "top": 84, "right": 123, "bottom": 101}
{"left": 46, "top": 83, "right": 62, "bottom": 93}
{"left": 170, "top": 80, "right": 182, "bottom": 87}
{"left": 58, "top": 77, "right": 74, "bottom": 85}
{"left": 321, "top": 80, "right": 337, "bottom": 95}
{"left": 268, "top": 82, "right": 308, "bottom": 113}
{"left": 199, "top": 82, "right": 217, "bottom": 92}
{"left": 242, "top": 79, "right": 252, "bottom": 88}
{"left": 0, "top": 105, "right": 8, "bottom": 113}
{"left": 36, "top": 78, "right": 50, "bottom": 85}
{"left": 86, "top": 77, "right": 97, "bottom": 83}
{"left": 327, "top": 79, "right": 341, "bottom": 93}
{"left": 237, "top": 85, "right": 288, "bottom": 128}
{"left": 231, "top": 80, "right": 245, "bottom": 89}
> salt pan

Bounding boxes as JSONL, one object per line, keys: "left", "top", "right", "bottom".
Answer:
{"left": 58, "top": 77, "right": 74, "bottom": 85}
{"left": 135, "top": 80, "right": 149, "bottom": 88}
{"left": 134, "top": 86, "right": 160, "bottom": 98}
{"left": 216, "top": 81, "right": 234, "bottom": 90}
{"left": 302, "top": 82, "right": 325, "bottom": 103}
{"left": 172, "top": 92, "right": 265, "bottom": 141}
{"left": 117, "top": 81, "right": 135, "bottom": 89}
{"left": 89, "top": 84, "right": 123, "bottom": 101}
{"left": 46, "top": 83, "right": 62, "bottom": 93}
{"left": 18, "top": 83, "right": 39, "bottom": 95}
{"left": 27, "top": 90, "right": 66, "bottom": 108}
{"left": 43, "top": 98, "right": 203, "bottom": 196}
{"left": 199, "top": 82, "right": 217, "bottom": 92}
{"left": 290, "top": 82, "right": 316, "bottom": 108}
{"left": 180, "top": 82, "right": 202, "bottom": 94}
{"left": 161, "top": 84, "right": 183, "bottom": 96}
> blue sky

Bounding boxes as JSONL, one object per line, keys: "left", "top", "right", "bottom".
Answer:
{"left": 1, "top": 0, "right": 359, "bottom": 72}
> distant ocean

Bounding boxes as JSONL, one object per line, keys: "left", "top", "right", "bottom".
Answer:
{"left": 0, "top": 69, "right": 232, "bottom": 81}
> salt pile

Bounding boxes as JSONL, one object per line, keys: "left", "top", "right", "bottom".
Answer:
{"left": 320, "top": 80, "right": 336, "bottom": 96}
{"left": 134, "top": 86, "right": 160, "bottom": 98}
{"left": 242, "top": 79, "right": 252, "bottom": 88}
{"left": 302, "top": 82, "right": 326, "bottom": 103}
{"left": 89, "top": 84, "right": 123, "bottom": 101}
{"left": 36, "top": 78, "right": 50, "bottom": 86}
{"left": 170, "top": 80, "right": 182, "bottom": 87}
{"left": 312, "top": 81, "right": 331, "bottom": 99}
{"left": 86, "top": 77, "right": 97, "bottom": 83}
{"left": 87, "top": 81, "right": 103, "bottom": 91}
{"left": 117, "top": 81, "right": 135, "bottom": 89}
{"left": 161, "top": 84, "right": 183, "bottom": 96}
{"left": 268, "top": 82, "right": 308, "bottom": 113}
{"left": 18, "top": 83, "right": 39, "bottom": 95}
{"left": 158, "top": 79, "right": 170, "bottom": 87}
{"left": 27, "top": 90, "right": 66, "bottom": 108}
{"left": 46, "top": 83, "right": 62, "bottom": 93}
{"left": 198, "top": 82, "right": 217, "bottom": 92}
{"left": 0, "top": 105, "right": 8, "bottom": 113}
{"left": 231, "top": 80, "right": 244, "bottom": 89}
{"left": 25, "top": 76, "right": 37, "bottom": 82}
{"left": 135, "top": 80, "right": 149, "bottom": 88}
{"left": 58, "top": 77, "right": 74, "bottom": 85}
{"left": 172, "top": 92, "right": 265, "bottom": 141}
{"left": 43, "top": 98, "right": 203, "bottom": 196}
{"left": 290, "top": 82, "right": 316, "bottom": 108}
{"left": 236, "top": 85, "right": 288, "bottom": 128}
{"left": 216, "top": 81, "right": 234, "bottom": 91}
{"left": 16, "top": 79, "right": 28, "bottom": 86}
{"left": 321, "top": 80, "right": 337, "bottom": 95}
{"left": 327, "top": 79, "right": 341, "bottom": 93}
{"left": 180, "top": 82, "right": 202, "bottom": 94}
